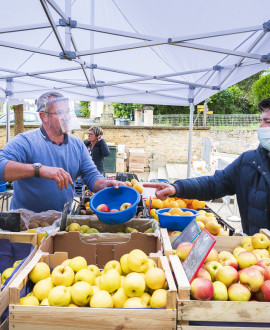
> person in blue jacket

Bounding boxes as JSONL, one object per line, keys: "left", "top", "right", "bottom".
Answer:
{"left": 84, "top": 126, "right": 110, "bottom": 176}
{"left": 0, "top": 91, "right": 125, "bottom": 213}
{"left": 144, "top": 98, "right": 270, "bottom": 235}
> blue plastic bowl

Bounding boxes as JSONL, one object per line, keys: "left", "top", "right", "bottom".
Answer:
{"left": 90, "top": 186, "right": 141, "bottom": 225}
{"left": 0, "top": 182, "right": 7, "bottom": 192}
{"left": 155, "top": 208, "right": 199, "bottom": 231}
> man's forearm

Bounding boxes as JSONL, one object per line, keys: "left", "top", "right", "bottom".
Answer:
{"left": 93, "top": 177, "right": 107, "bottom": 192}
{"left": 4, "top": 161, "right": 35, "bottom": 181}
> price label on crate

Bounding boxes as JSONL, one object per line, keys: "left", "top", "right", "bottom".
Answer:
{"left": 171, "top": 219, "right": 201, "bottom": 250}
{"left": 183, "top": 229, "right": 216, "bottom": 283}
{"left": 60, "top": 201, "right": 70, "bottom": 232}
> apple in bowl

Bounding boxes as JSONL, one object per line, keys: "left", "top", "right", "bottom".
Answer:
{"left": 96, "top": 204, "right": 110, "bottom": 212}
{"left": 120, "top": 203, "right": 132, "bottom": 211}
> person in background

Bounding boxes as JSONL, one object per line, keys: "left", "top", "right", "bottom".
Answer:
{"left": 0, "top": 91, "right": 125, "bottom": 213}
{"left": 144, "top": 98, "right": 270, "bottom": 236}
{"left": 84, "top": 126, "right": 110, "bottom": 176}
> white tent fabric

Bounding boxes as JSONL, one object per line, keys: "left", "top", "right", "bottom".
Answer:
{"left": 0, "top": 0, "right": 269, "bottom": 105}
{"left": 0, "top": 0, "right": 270, "bottom": 177}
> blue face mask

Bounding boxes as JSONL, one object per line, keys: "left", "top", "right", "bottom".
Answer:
{"left": 257, "top": 127, "right": 270, "bottom": 151}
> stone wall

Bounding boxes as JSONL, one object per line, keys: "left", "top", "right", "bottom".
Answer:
{"left": 0, "top": 125, "right": 259, "bottom": 169}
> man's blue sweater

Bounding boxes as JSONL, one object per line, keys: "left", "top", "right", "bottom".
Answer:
{"left": 0, "top": 128, "right": 103, "bottom": 212}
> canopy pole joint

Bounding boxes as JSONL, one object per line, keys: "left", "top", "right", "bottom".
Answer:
{"left": 59, "top": 51, "right": 76, "bottom": 60}
{"left": 59, "top": 18, "right": 77, "bottom": 28}
{"left": 261, "top": 54, "right": 270, "bottom": 63}
{"left": 212, "top": 86, "right": 220, "bottom": 90}
{"left": 213, "top": 65, "right": 224, "bottom": 71}
{"left": 263, "top": 20, "right": 270, "bottom": 32}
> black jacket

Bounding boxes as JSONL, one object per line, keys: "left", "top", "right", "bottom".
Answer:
{"left": 83, "top": 139, "right": 110, "bottom": 175}
{"left": 173, "top": 145, "right": 270, "bottom": 235}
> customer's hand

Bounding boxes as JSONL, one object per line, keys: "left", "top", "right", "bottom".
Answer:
{"left": 39, "top": 166, "right": 73, "bottom": 190}
{"left": 143, "top": 182, "right": 176, "bottom": 200}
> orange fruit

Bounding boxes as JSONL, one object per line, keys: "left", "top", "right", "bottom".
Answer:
{"left": 191, "top": 199, "right": 206, "bottom": 210}
{"left": 131, "top": 179, "right": 138, "bottom": 186}
{"left": 133, "top": 183, "right": 143, "bottom": 194}
{"left": 151, "top": 199, "right": 163, "bottom": 209}
{"left": 182, "top": 211, "right": 193, "bottom": 216}
{"left": 217, "top": 229, "right": 229, "bottom": 236}
{"left": 170, "top": 231, "right": 182, "bottom": 239}
{"left": 172, "top": 214, "right": 181, "bottom": 216}
{"left": 168, "top": 201, "right": 179, "bottom": 208}
{"left": 162, "top": 212, "right": 171, "bottom": 215}
{"left": 150, "top": 209, "right": 157, "bottom": 217}
{"left": 125, "top": 181, "right": 132, "bottom": 187}
{"left": 144, "top": 199, "right": 150, "bottom": 207}
{"left": 175, "top": 199, "right": 187, "bottom": 208}
{"left": 162, "top": 199, "right": 170, "bottom": 208}
{"left": 196, "top": 221, "right": 205, "bottom": 230}
{"left": 85, "top": 202, "right": 90, "bottom": 208}
{"left": 205, "top": 220, "right": 222, "bottom": 235}
{"left": 169, "top": 208, "right": 183, "bottom": 216}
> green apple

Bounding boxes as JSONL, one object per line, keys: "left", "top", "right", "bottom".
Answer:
{"left": 40, "top": 298, "right": 49, "bottom": 305}
{"left": 111, "top": 287, "right": 129, "bottom": 308}
{"left": 150, "top": 289, "right": 167, "bottom": 308}
{"left": 90, "top": 290, "right": 113, "bottom": 308}
{"left": 13, "top": 260, "right": 21, "bottom": 268}
{"left": 104, "top": 260, "right": 122, "bottom": 275}
{"left": 20, "top": 296, "right": 39, "bottom": 305}
{"left": 1, "top": 267, "right": 14, "bottom": 284}
{"left": 123, "top": 297, "right": 146, "bottom": 308}
{"left": 99, "top": 269, "right": 121, "bottom": 293}
{"left": 120, "top": 254, "right": 131, "bottom": 274}
{"left": 123, "top": 272, "right": 146, "bottom": 297}
{"left": 87, "top": 264, "right": 100, "bottom": 277}
{"left": 213, "top": 281, "right": 228, "bottom": 300}
{"left": 80, "top": 225, "right": 90, "bottom": 234}
{"left": 68, "top": 223, "right": 81, "bottom": 232}
{"left": 87, "top": 228, "right": 99, "bottom": 234}
{"left": 33, "top": 277, "right": 54, "bottom": 301}
{"left": 48, "top": 285, "right": 71, "bottom": 306}
{"left": 127, "top": 249, "right": 148, "bottom": 273}
{"left": 145, "top": 268, "right": 166, "bottom": 290}
{"left": 69, "top": 256, "right": 87, "bottom": 273}
{"left": 52, "top": 265, "right": 74, "bottom": 286}
{"left": 29, "top": 262, "right": 51, "bottom": 284}
{"left": 140, "top": 292, "right": 151, "bottom": 307}
{"left": 71, "top": 281, "right": 93, "bottom": 306}
{"left": 75, "top": 269, "right": 95, "bottom": 285}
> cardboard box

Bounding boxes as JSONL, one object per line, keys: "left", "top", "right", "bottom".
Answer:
{"left": 0, "top": 233, "right": 38, "bottom": 327}
{"left": 9, "top": 233, "right": 177, "bottom": 329}
{"left": 128, "top": 157, "right": 147, "bottom": 166}
{"left": 170, "top": 229, "right": 270, "bottom": 328}
{"left": 129, "top": 167, "right": 145, "bottom": 173}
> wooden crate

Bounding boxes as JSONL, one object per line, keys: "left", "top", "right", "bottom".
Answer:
{"left": 170, "top": 229, "right": 270, "bottom": 329}
{"left": 9, "top": 252, "right": 177, "bottom": 329}
{"left": 0, "top": 233, "right": 38, "bottom": 326}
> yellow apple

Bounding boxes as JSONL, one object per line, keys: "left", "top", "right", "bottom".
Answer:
{"left": 123, "top": 272, "right": 146, "bottom": 297}
{"left": 252, "top": 233, "right": 270, "bottom": 249}
{"left": 240, "top": 236, "right": 252, "bottom": 247}
{"left": 90, "top": 290, "right": 113, "bottom": 308}
{"left": 145, "top": 268, "right": 166, "bottom": 290}
{"left": 68, "top": 223, "right": 81, "bottom": 232}
{"left": 51, "top": 265, "right": 74, "bottom": 286}
{"left": 1, "top": 267, "right": 14, "bottom": 284}
{"left": 95, "top": 276, "right": 100, "bottom": 288}
{"left": 253, "top": 249, "right": 270, "bottom": 259}
{"left": 140, "top": 292, "right": 151, "bottom": 307}
{"left": 48, "top": 286, "right": 71, "bottom": 306}
{"left": 91, "top": 285, "right": 100, "bottom": 295}
{"left": 104, "top": 260, "right": 122, "bottom": 275}
{"left": 13, "top": 260, "right": 21, "bottom": 268}
{"left": 20, "top": 296, "right": 39, "bottom": 305}
{"left": 29, "top": 262, "right": 50, "bottom": 284}
{"left": 127, "top": 249, "right": 148, "bottom": 273}
{"left": 144, "top": 258, "right": 157, "bottom": 273}
{"left": 123, "top": 297, "right": 146, "bottom": 308}
{"left": 40, "top": 298, "right": 49, "bottom": 305}
{"left": 233, "top": 246, "right": 247, "bottom": 258}
{"left": 112, "top": 287, "right": 129, "bottom": 308}
{"left": 242, "top": 242, "right": 254, "bottom": 252}
{"left": 69, "top": 256, "right": 87, "bottom": 273}
{"left": 213, "top": 281, "right": 228, "bottom": 301}
{"left": 120, "top": 254, "right": 131, "bottom": 274}
{"left": 33, "top": 277, "right": 54, "bottom": 301}
{"left": 87, "top": 264, "right": 100, "bottom": 277}
{"left": 120, "top": 275, "right": 125, "bottom": 287}
{"left": 75, "top": 269, "right": 95, "bottom": 286}
{"left": 71, "top": 281, "right": 93, "bottom": 306}
{"left": 61, "top": 259, "right": 71, "bottom": 267}
{"left": 68, "top": 303, "right": 79, "bottom": 307}
{"left": 99, "top": 269, "right": 121, "bottom": 293}
{"left": 150, "top": 289, "right": 167, "bottom": 308}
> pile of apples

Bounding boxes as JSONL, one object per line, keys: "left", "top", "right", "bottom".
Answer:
{"left": 65, "top": 223, "right": 99, "bottom": 234}
{"left": 195, "top": 209, "right": 229, "bottom": 236}
{"left": 96, "top": 202, "right": 132, "bottom": 213}
{"left": 176, "top": 232, "right": 270, "bottom": 301}
{"left": 20, "top": 249, "right": 168, "bottom": 308}
{"left": 1, "top": 260, "right": 21, "bottom": 285}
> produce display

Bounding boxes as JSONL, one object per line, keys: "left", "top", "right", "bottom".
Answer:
{"left": 176, "top": 232, "right": 270, "bottom": 301}
{"left": 1, "top": 260, "right": 21, "bottom": 284}
{"left": 65, "top": 223, "right": 154, "bottom": 234}
{"left": 195, "top": 209, "right": 229, "bottom": 236}
{"left": 20, "top": 249, "right": 168, "bottom": 308}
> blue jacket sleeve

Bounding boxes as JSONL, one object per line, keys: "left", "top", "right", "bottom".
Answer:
{"left": 173, "top": 155, "right": 242, "bottom": 200}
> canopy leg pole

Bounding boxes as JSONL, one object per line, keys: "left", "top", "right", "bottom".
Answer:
{"left": 5, "top": 94, "right": 10, "bottom": 143}
{"left": 65, "top": 0, "right": 71, "bottom": 51}
{"left": 187, "top": 102, "right": 195, "bottom": 178}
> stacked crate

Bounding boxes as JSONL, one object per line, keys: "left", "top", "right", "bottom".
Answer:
{"left": 115, "top": 152, "right": 127, "bottom": 173}
{"left": 128, "top": 148, "right": 146, "bottom": 173}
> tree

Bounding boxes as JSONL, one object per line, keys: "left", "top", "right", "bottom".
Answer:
{"left": 111, "top": 103, "right": 141, "bottom": 118}
{"left": 79, "top": 101, "right": 90, "bottom": 117}
{"left": 252, "top": 71, "right": 270, "bottom": 106}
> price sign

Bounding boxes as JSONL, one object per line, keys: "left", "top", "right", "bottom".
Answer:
{"left": 60, "top": 201, "right": 70, "bottom": 232}
{"left": 183, "top": 229, "right": 216, "bottom": 283}
{"left": 171, "top": 219, "right": 201, "bottom": 250}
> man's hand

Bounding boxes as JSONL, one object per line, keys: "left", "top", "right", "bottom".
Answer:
{"left": 39, "top": 166, "right": 73, "bottom": 190}
{"left": 105, "top": 180, "right": 127, "bottom": 189}
{"left": 143, "top": 182, "right": 176, "bottom": 200}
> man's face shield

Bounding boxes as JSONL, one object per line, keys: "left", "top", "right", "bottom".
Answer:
{"left": 38, "top": 98, "right": 81, "bottom": 134}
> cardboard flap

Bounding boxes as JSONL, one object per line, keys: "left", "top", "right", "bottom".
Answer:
{"left": 96, "top": 245, "right": 114, "bottom": 268}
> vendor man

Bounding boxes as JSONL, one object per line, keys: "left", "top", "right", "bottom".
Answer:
{"left": 0, "top": 91, "right": 125, "bottom": 213}
{"left": 144, "top": 98, "right": 270, "bottom": 236}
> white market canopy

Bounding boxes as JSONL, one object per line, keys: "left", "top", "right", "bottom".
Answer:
{"left": 0, "top": 0, "right": 270, "bottom": 176}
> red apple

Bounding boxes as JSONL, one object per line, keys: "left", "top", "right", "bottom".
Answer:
{"left": 216, "top": 266, "right": 238, "bottom": 288}
{"left": 196, "top": 267, "right": 211, "bottom": 281}
{"left": 204, "top": 261, "right": 223, "bottom": 282}
{"left": 204, "top": 248, "right": 219, "bottom": 263}
{"left": 176, "top": 242, "right": 194, "bottom": 262}
{"left": 257, "top": 258, "right": 270, "bottom": 271}
{"left": 110, "top": 209, "right": 119, "bottom": 212}
{"left": 261, "top": 280, "right": 270, "bottom": 301}
{"left": 190, "top": 278, "right": 214, "bottom": 300}
{"left": 228, "top": 283, "right": 251, "bottom": 301}
{"left": 218, "top": 251, "right": 238, "bottom": 269}
{"left": 249, "top": 265, "right": 265, "bottom": 277}
{"left": 238, "top": 267, "right": 264, "bottom": 292}
{"left": 120, "top": 203, "right": 132, "bottom": 211}
{"left": 96, "top": 204, "right": 110, "bottom": 212}
{"left": 236, "top": 251, "right": 258, "bottom": 269}
{"left": 264, "top": 266, "right": 270, "bottom": 280}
